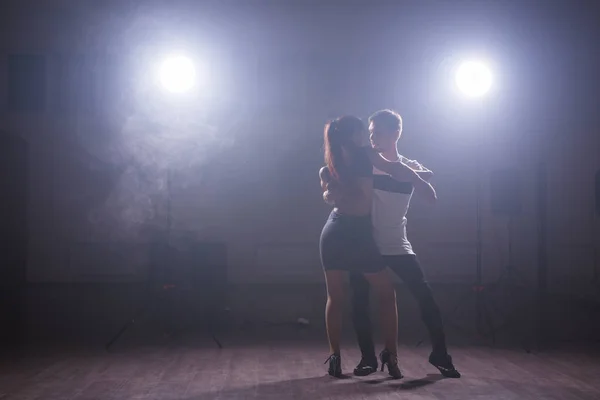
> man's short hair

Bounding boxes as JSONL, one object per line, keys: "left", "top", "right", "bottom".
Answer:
{"left": 368, "top": 109, "right": 402, "bottom": 133}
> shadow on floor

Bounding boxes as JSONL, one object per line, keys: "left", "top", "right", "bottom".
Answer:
{"left": 182, "top": 373, "right": 446, "bottom": 400}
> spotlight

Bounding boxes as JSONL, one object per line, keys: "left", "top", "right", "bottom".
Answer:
{"left": 159, "top": 55, "right": 196, "bottom": 94}
{"left": 455, "top": 60, "right": 492, "bottom": 98}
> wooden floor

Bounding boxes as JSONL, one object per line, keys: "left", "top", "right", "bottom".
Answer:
{"left": 1, "top": 339, "right": 600, "bottom": 400}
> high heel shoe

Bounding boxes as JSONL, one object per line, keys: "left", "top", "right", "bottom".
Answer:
{"left": 379, "top": 349, "right": 403, "bottom": 379}
{"left": 324, "top": 353, "right": 342, "bottom": 378}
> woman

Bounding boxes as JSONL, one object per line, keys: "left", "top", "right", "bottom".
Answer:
{"left": 319, "top": 115, "right": 436, "bottom": 378}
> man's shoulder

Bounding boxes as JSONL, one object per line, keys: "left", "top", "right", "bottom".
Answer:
{"left": 373, "top": 153, "right": 417, "bottom": 173}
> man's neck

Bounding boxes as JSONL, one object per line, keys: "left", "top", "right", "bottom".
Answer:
{"left": 380, "top": 148, "right": 399, "bottom": 162}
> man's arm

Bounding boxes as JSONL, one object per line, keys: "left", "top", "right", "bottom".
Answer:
{"left": 417, "top": 169, "right": 434, "bottom": 182}
{"left": 396, "top": 155, "right": 436, "bottom": 203}
{"left": 412, "top": 172, "right": 437, "bottom": 203}
{"left": 365, "top": 149, "right": 437, "bottom": 203}
{"left": 400, "top": 156, "right": 434, "bottom": 182}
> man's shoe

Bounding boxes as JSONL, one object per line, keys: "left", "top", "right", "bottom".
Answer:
{"left": 353, "top": 357, "right": 378, "bottom": 376}
{"left": 429, "top": 352, "right": 461, "bottom": 378}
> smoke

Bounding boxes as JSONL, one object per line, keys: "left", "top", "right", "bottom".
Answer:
{"left": 86, "top": 165, "right": 166, "bottom": 242}
{"left": 72, "top": 5, "right": 250, "bottom": 242}
{"left": 82, "top": 88, "right": 242, "bottom": 242}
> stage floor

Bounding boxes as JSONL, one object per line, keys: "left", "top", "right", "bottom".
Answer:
{"left": 2, "top": 338, "right": 600, "bottom": 400}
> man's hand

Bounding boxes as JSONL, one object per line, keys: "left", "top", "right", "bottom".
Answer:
{"left": 320, "top": 166, "right": 338, "bottom": 206}
{"left": 323, "top": 188, "right": 336, "bottom": 205}
{"left": 323, "top": 182, "right": 341, "bottom": 205}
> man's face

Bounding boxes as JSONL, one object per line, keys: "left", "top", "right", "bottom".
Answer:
{"left": 369, "top": 121, "right": 400, "bottom": 153}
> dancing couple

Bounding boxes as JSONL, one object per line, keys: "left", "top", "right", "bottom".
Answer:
{"left": 319, "top": 110, "right": 460, "bottom": 379}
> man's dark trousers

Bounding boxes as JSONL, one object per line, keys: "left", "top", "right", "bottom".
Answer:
{"left": 349, "top": 254, "right": 448, "bottom": 359}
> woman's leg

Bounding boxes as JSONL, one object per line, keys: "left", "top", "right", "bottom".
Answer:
{"left": 324, "top": 270, "right": 346, "bottom": 355}
{"left": 364, "top": 269, "right": 398, "bottom": 357}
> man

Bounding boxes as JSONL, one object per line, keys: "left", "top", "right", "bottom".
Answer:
{"left": 322, "top": 109, "right": 460, "bottom": 378}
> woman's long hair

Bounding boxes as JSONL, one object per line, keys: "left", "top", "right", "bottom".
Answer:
{"left": 323, "top": 115, "right": 365, "bottom": 182}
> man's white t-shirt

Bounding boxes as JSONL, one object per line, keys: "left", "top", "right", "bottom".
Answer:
{"left": 371, "top": 154, "right": 425, "bottom": 256}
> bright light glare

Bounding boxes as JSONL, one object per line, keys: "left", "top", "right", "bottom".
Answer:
{"left": 159, "top": 56, "right": 196, "bottom": 93}
{"left": 455, "top": 60, "right": 492, "bottom": 98}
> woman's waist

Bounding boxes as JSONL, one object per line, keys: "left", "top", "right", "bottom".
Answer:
{"left": 331, "top": 196, "right": 371, "bottom": 215}
{"left": 330, "top": 208, "right": 372, "bottom": 221}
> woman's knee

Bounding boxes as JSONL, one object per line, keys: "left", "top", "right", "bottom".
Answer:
{"left": 325, "top": 270, "right": 346, "bottom": 303}
{"left": 327, "top": 285, "right": 345, "bottom": 305}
